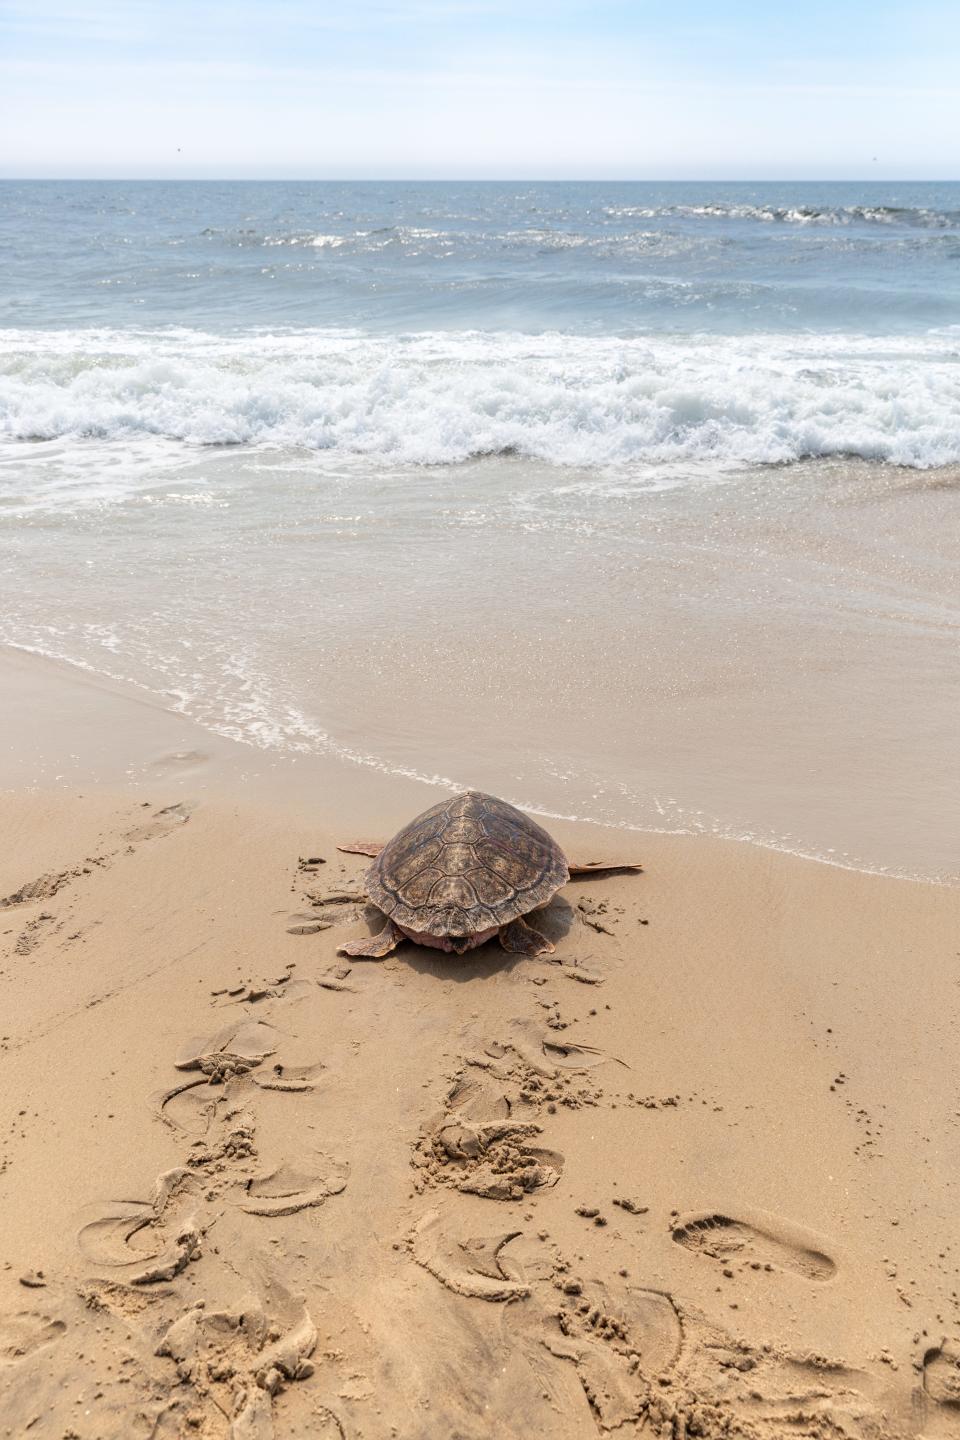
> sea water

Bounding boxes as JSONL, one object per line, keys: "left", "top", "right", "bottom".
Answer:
{"left": 1, "top": 181, "right": 958, "bottom": 877}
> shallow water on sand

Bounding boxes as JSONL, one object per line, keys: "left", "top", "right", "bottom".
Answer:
{"left": 1, "top": 443, "right": 956, "bottom": 882}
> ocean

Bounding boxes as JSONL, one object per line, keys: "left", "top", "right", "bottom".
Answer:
{"left": 1, "top": 180, "right": 958, "bottom": 879}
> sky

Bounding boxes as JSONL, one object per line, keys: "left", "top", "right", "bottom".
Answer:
{"left": 0, "top": 0, "right": 957, "bottom": 178}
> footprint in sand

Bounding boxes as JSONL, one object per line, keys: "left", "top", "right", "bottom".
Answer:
{"left": 158, "top": 1021, "right": 323, "bottom": 1129}
{"left": 482, "top": 1020, "right": 627, "bottom": 1075}
{"left": 0, "top": 871, "right": 73, "bottom": 909}
{"left": 671, "top": 1210, "right": 836, "bottom": 1282}
{"left": 411, "top": 1209, "right": 684, "bottom": 1433}
{"left": 411, "top": 1208, "right": 531, "bottom": 1302}
{"left": 212, "top": 972, "right": 314, "bottom": 1006}
{"left": 124, "top": 801, "right": 194, "bottom": 843}
{"left": 78, "top": 1277, "right": 175, "bottom": 1320}
{"left": 175, "top": 1020, "right": 279, "bottom": 1073}
{"left": 539, "top": 1036, "right": 627, "bottom": 1070}
{"left": 286, "top": 912, "right": 333, "bottom": 936}
{"left": 541, "top": 1275, "right": 684, "bottom": 1431}
{"left": 417, "top": 1060, "right": 563, "bottom": 1201}
{"left": 77, "top": 1166, "right": 203, "bottom": 1285}
{"left": 445, "top": 1068, "right": 514, "bottom": 1122}
{"left": 0, "top": 1310, "right": 66, "bottom": 1362}
{"left": 13, "top": 911, "right": 58, "bottom": 956}
{"left": 148, "top": 749, "right": 210, "bottom": 776}
{"left": 923, "top": 1341, "right": 960, "bottom": 1406}
{"left": 156, "top": 1281, "right": 317, "bottom": 1435}
{"left": 156, "top": 1077, "right": 219, "bottom": 1135}
{"left": 156, "top": 1021, "right": 280, "bottom": 1124}
{"left": 251, "top": 1061, "right": 325, "bottom": 1093}
{"left": 238, "top": 1152, "right": 348, "bottom": 1217}
{"left": 296, "top": 887, "right": 368, "bottom": 929}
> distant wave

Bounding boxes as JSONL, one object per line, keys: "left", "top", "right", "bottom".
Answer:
{"left": 2, "top": 327, "right": 959, "bottom": 469}
{"left": 603, "top": 203, "right": 960, "bottom": 228}
{"left": 198, "top": 206, "right": 960, "bottom": 255}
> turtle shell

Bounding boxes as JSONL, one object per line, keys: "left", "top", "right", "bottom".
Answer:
{"left": 366, "top": 791, "right": 569, "bottom": 939}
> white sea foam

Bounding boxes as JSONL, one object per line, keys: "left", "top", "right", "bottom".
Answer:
{"left": 602, "top": 203, "right": 960, "bottom": 227}
{"left": 1, "top": 327, "right": 959, "bottom": 469}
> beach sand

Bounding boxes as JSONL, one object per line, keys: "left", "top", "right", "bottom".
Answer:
{"left": 1, "top": 650, "right": 959, "bottom": 1440}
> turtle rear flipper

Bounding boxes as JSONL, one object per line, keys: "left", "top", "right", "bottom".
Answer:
{"left": 567, "top": 859, "right": 643, "bottom": 875}
{"left": 499, "top": 917, "right": 554, "bottom": 957}
{"left": 338, "top": 921, "right": 403, "bottom": 959}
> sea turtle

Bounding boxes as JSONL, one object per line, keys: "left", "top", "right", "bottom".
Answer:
{"left": 336, "top": 790, "right": 641, "bottom": 959}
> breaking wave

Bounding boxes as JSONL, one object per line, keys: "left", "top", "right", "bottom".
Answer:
{"left": 2, "top": 326, "right": 959, "bottom": 469}
{"left": 602, "top": 203, "right": 960, "bottom": 228}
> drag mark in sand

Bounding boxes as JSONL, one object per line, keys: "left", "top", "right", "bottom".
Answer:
{"left": 1, "top": 939, "right": 212, "bottom": 1056}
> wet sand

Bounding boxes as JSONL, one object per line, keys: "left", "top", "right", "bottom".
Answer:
{"left": 1, "top": 650, "right": 959, "bottom": 1439}
{"left": 4, "top": 453, "right": 959, "bottom": 883}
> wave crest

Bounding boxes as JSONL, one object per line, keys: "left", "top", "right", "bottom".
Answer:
{"left": 603, "top": 202, "right": 960, "bottom": 227}
{"left": 1, "top": 327, "right": 958, "bottom": 469}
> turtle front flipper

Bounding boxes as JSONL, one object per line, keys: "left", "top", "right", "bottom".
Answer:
{"left": 338, "top": 920, "right": 403, "bottom": 959}
{"left": 337, "top": 840, "right": 384, "bottom": 857}
{"left": 498, "top": 917, "right": 555, "bottom": 957}
{"left": 567, "top": 859, "right": 643, "bottom": 875}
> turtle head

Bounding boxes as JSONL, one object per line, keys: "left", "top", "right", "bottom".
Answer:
{"left": 449, "top": 936, "right": 472, "bottom": 956}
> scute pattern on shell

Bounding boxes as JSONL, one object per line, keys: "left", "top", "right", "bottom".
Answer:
{"left": 366, "top": 791, "right": 570, "bottom": 938}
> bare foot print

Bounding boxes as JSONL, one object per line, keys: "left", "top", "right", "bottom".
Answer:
{"left": 924, "top": 1341, "right": 960, "bottom": 1406}
{"left": 671, "top": 1209, "right": 836, "bottom": 1282}
{"left": 0, "top": 1310, "right": 66, "bottom": 1362}
{"left": 148, "top": 749, "right": 210, "bottom": 776}
{"left": 124, "top": 801, "right": 194, "bottom": 843}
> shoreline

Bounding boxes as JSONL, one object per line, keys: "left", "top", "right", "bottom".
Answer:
{"left": 1, "top": 643, "right": 960, "bottom": 1437}
{"left": 2, "top": 641, "right": 956, "bottom": 893}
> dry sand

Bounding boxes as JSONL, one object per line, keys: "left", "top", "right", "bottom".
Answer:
{"left": 1, "top": 652, "right": 959, "bottom": 1439}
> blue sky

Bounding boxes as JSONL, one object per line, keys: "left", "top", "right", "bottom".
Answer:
{"left": 1, "top": 0, "right": 957, "bottom": 177}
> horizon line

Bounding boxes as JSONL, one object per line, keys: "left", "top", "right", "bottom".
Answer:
{"left": 1, "top": 175, "right": 955, "bottom": 184}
